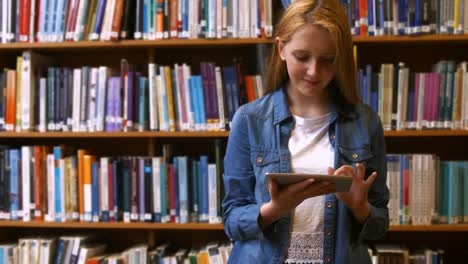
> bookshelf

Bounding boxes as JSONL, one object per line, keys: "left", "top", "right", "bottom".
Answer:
{"left": 0, "top": 34, "right": 468, "bottom": 261}
{"left": 0, "top": 0, "right": 468, "bottom": 257}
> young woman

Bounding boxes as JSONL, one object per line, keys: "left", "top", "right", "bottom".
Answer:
{"left": 222, "top": 0, "right": 389, "bottom": 263}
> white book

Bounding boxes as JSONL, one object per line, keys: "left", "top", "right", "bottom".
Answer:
{"left": 208, "top": 164, "right": 219, "bottom": 223}
{"left": 148, "top": 63, "right": 158, "bottom": 131}
{"left": 182, "top": 64, "right": 194, "bottom": 130}
{"left": 232, "top": 0, "right": 239, "bottom": 38}
{"left": 215, "top": 66, "right": 226, "bottom": 130}
{"left": 216, "top": 0, "right": 223, "bottom": 38}
{"left": 84, "top": 156, "right": 93, "bottom": 222}
{"left": 39, "top": 239, "right": 55, "bottom": 264}
{"left": 99, "top": 0, "right": 114, "bottom": 40}
{"left": 152, "top": 157, "right": 162, "bottom": 220}
{"left": 20, "top": 52, "right": 32, "bottom": 131}
{"left": 265, "top": 0, "right": 272, "bottom": 37}
{"left": 72, "top": 69, "right": 82, "bottom": 131}
{"left": 396, "top": 64, "right": 408, "bottom": 131}
{"left": 100, "top": 157, "right": 110, "bottom": 220}
{"left": 249, "top": 0, "right": 258, "bottom": 37}
{"left": 38, "top": 78, "right": 47, "bottom": 132}
{"left": 87, "top": 68, "right": 99, "bottom": 132}
{"left": 21, "top": 146, "right": 31, "bottom": 222}
{"left": 46, "top": 154, "right": 56, "bottom": 222}
{"left": 1, "top": 0, "right": 8, "bottom": 44}
{"left": 19, "top": 239, "right": 31, "bottom": 264}
{"left": 74, "top": 0, "right": 88, "bottom": 41}
{"left": 96, "top": 67, "right": 109, "bottom": 131}
{"left": 157, "top": 66, "right": 167, "bottom": 131}
{"left": 173, "top": 64, "right": 184, "bottom": 130}
{"left": 239, "top": 0, "right": 249, "bottom": 38}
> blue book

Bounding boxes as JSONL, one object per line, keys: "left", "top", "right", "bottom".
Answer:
{"left": 139, "top": 158, "right": 145, "bottom": 221}
{"left": 178, "top": 156, "right": 189, "bottom": 223}
{"left": 144, "top": 158, "right": 153, "bottom": 222}
{"left": 122, "top": 158, "right": 130, "bottom": 222}
{"left": 160, "top": 162, "right": 167, "bottom": 222}
{"left": 377, "top": 0, "right": 385, "bottom": 35}
{"left": 173, "top": 157, "right": 180, "bottom": 223}
{"left": 92, "top": 161, "right": 99, "bottom": 222}
{"left": 39, "top": 0, "right": 48, "bottom": 41}
{"left": 367, "top": 0, "right": 375, "bottom": 36}
{"left": 47, "top": 0, "right": 57, "bottom": 40}
{"left": 196, "top": 76, "right": 207, "bottom": 129}
{"left": 139, "top": 77, "right": 149, "bottom": 131}
{"left": 182, "top": 0, "right": 189, "bottom": 38}
{"left": 439, "top": 161, "right": 448, "bottom": 223}
{"left": 199, "top": 155, "right": 209, "bottom": 222}
{"left": 189, "top": 77, "right": 199, "bottom": 129}
{"left": 397, "top": 0, "right": 408, "bottom": 35}
{"left": 414, "top": 0, "right": 422, "bottom": 34}
{"left": 222, "top": 67, "right": 234, "bottom": 123}
{"left": 93, "top": 0, "right": 108, "bottom": 38}
{"left": 54, "top": 146, "right": 63, "bottom": 222}
{"left": 143, "top": 0, "right": 149, "bottom": 38}
{"left": 191, "top": 160, "right": 200, "bottom": 222}
{"left": 9, "top": 149, "right": 19, "bottom": 220}
{"left": 55, "top": 0, "right": 66, "bottom": 41}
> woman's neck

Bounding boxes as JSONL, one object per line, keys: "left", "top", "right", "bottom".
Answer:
{"left": 286, "top": 84, "right": 331, "bottom": 119}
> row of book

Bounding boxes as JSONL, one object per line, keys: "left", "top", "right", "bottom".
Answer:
{"left": 0, "top": 238, "right": 232, "bottom": 264}
{"left": 0, "top": 0, "right": 274, "bottom": 44}
{"left": 0, "top": 51, "right": 263, "bottom": 132}
{"left": 369, "top": 244, "right": 445, "bottom": 264}
{"left": 358, "top": 61, "right": 468, "bottom": 131}
{"left": 386, "top": 154, "right": 468, "bottom": 226}
{"left": 339, "top": 0, "right": 468, "bottom": 36}
{"left": 0, "top": 141, "right": 226, "bottom": 224}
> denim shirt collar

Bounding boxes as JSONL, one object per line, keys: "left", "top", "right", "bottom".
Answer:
{"left": 271, "top": 85, "right": 356, "bottom": 126}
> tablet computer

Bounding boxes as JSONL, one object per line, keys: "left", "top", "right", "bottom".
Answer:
{"left": 265, "top": 173, "right": 353, "bottom": 192}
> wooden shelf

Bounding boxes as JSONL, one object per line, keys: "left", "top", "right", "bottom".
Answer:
{"left": 0, "top": 130, "right": 465, "bottom": 138}
{"left": 0, "top": 35, "right": 467, "bottom": 51}
{"left": 0, "top": 221, "right": 224, "bottom": 230}
{"left": 384, "top": 129, "right": 468, "bottom": 137}
{"left": 2, "top": 221, "right": 468, "bottom": 232}
{"left": 389, "top": 224, "right": 468, "bottom": 232}
{"left": 353, "top": 34, "right": 468, "bottom": 44}
{"left": 0, "top": 131, "right": 230, "bottom": 138}
{"left": 0, "top": 38, "right": 274, "bottom": 51}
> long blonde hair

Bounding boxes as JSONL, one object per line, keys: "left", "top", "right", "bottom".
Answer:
{"left": 265, "top": 0, "right": 360, "bottom": 105}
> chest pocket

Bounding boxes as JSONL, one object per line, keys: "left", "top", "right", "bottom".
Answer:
{"left": 250, "top": 149, "right": 280, "bottom": 196}
{"left": 338, "top": 145, "right": 374, "bottom": 166}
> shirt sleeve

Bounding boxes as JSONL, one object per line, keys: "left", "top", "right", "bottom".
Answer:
{"left": 357, "top": 112, "right": 390, "bottom": 242}
{"left": 222, "top": 107, "right": 266, "bottom": 241}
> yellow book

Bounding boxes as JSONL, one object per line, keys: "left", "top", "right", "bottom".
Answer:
{"left": 454, "top": 0, "right": 460, "bottom": 33}
{"left": 164, "top": 66, "right": 176, "bottom": 132}
{"left": 15, "top": 56, "right": 22, "bottom": 131}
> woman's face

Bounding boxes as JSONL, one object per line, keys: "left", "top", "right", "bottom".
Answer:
{"left": 278, "top": 24, "right": 337, "bottom": 99}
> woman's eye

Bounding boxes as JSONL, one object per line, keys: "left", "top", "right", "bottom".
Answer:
{"left": 321, "top": 57, "right": 335, "bottom": 63}
{"left": 294, "top": 55, "right": 308, "bottom": 62}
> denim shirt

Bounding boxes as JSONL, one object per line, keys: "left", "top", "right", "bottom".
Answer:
{"left": 222, "top": 87, "right": 389, "bottom": 264}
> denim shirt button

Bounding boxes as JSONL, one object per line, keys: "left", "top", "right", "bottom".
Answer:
{"left": 352, "top": 153, "right": 358, "bottom": 159}
{"left": 330, "top": 134, "right": 335, "bottom": 140}
{"left": 326, "top": 202, "right": 333, "bottom": 208}
{"left": 326, "top": 257, "right": 332, "bottom": 262}
{"left": 326, "top": 230, "right": 332, "bottom": 236}
{"left": 256, "top": 156, "right": 263, "bottom": 163}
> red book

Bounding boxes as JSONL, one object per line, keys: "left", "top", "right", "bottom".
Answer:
{"left": 19, "top": 0, "right": 31, "bottom": 42}
{"left": 110, "top": 0, "right": 125, "bottom": 40}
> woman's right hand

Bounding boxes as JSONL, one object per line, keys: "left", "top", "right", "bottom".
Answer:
{"left": 258, "top": 179, "right": 335, "bottom": 229}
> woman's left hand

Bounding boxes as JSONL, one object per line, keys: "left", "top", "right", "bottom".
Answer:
{"left": 328, "top": 163, "right": 377, "bottom": 223}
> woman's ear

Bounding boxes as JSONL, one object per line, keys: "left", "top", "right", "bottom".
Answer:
{"left": 276, "top": 37, "right": 285, "bottom": 61}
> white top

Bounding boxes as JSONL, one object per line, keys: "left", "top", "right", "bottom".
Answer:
{"left": 284, "top": 113, "right": 335, "bottom": 264}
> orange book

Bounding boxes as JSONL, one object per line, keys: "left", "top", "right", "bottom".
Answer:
{"left": 78, "top": 149, "right": 88, "bottom": 222}
{"left": 110, "top": 0, "right": 125, "bottom": 40}
{"left": 164, "top": 66, "right": 176, "bottom": 131}
{"left": 245, "top": 75, "right": 255, "bottom": 102}
{"left": 156, "top": 0, "right": 165, "bottom": 38}
{"left": 83, "top": 154, "right": 94, "bottom": 222}
{"left": 5, "top": 70, "right": 17, "bottom": 131}
{"left": 359, "top": 0, "right": 368, "bottom": 36}
{"left": 169, "top": 0, "right": 178, "bottom": 38}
